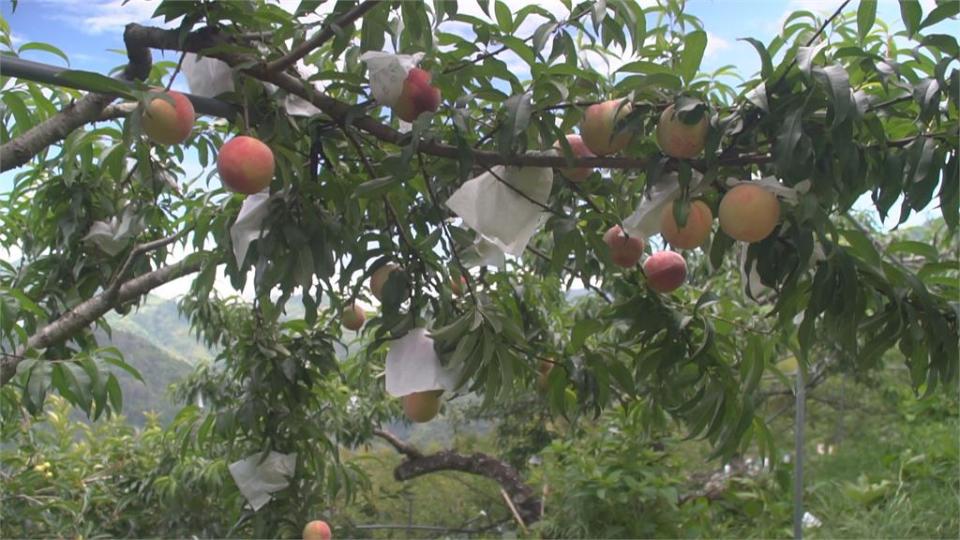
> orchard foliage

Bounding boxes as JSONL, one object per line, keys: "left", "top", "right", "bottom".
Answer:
{"left": 0, "top": 0, "right": 958, "bottom": 534}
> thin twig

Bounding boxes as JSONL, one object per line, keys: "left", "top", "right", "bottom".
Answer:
{"left": 417, "top": 152, "right": 479, "bottom": 303}
{"left": 163, "top": 51, "right": 187, "bottom": 92}
{"left": 500, "top": 487, "right": 529, "bottom": 534}
{"left": 266, "top": 0, "right": 382, "bottom": 73}
{"left": 106, "top": 228, "right": 190, "bottom": 294}
{"left": 484, "top": 166, "right": 566, "bottom": 218}
{"left": 525, "top": 245, "right": 612, "bottom": 303}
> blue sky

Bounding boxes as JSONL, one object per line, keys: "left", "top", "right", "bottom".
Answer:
{"left": 2, "top": 1, "right": 937, "bottom": 80}
{"left": 1, "top": 0, "right": 948, "bottom": 297}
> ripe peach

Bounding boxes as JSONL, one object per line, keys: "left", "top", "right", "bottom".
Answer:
{"left": 402, "top": 390, "right": 443, "bottom": 423}
{"left": 537, "top": 360, "right": 554, "bottom": 392}
{"left": 556, "top": 134, "right": 596, "bottom": 182}
{"left": 643, "top": 251, "right": 687, "bottom": 293}
{"left": 217, "top": 136, "right": 275, "bottom": 195}
{"left": 141, "top": 90, "right": 195, "bottom": 145}
{"left": 370, "top": 263, "right": 400, "bottom": 301}
{"left": 341, "top": 303, "right": 365, "bottom": 331}
{"left": 393, "top": 68, "right": 441, "bottom": 122}
{"left": 581, "top": 99, "right": 633, "bottom": 156}
{"left": 603, "top": 224, "right": 644, "bottom": 268}
{"left": 659, "top": 200, "right": 713, "bottom": 249}
{"left": 656, "top": 104, "right": 709, "bottom": 159}
{"left": 450, "top": 275, "right": 467, "bottom": 296}
{"left": 302, "top": 520, "right": 332, "bottom": 540}
{"left": 718, "top": 184, "right": 781, "bottom": 243}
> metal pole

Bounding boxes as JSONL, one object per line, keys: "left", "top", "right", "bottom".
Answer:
{"left": 0, "top": 56, "right": 237, "bottom": 119}
{"left": 793, "top": 362, "right": 807, "bottom": 540}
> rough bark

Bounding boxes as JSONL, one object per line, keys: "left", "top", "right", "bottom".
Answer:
{"left": 374, "top": 430, "right": 542, "bottom": 524}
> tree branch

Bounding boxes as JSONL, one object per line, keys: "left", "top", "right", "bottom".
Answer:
{"left": 120, "top": 23, "right": 773, "bottom": 172}
{"left": 1, "top": 256, "right": 207, "bottom": 385}
{"left": 373, "top": 429, "right": 542, "bottom": 524}
{"left": 266, "top": 0, "right": 383, "bottom": 74}
{"left": 372, "top": 428, "right": 422, "bottom": 459}
{"left": 0, "top": 24, "right": 153, "bottom": 172}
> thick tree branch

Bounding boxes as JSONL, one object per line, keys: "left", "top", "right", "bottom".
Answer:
{"left": 265, "top": 0, "right": 383, "bottom": 74}
{"left": 373, "top": 430, "right": 542, "bottom": 524}
{"left": 372, "top": 428, "right": 422, "bottom": 459}
{"left": 0, "top": 25, "right": 152, "bottom": 172}
{"left": 1, "top": 257, "right": 206, "bottom": 385}
{"left": 0, "top": 93, "right": 116, "bottom": 172}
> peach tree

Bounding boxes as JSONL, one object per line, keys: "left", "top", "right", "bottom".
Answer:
{"left": 0, "top": 0, "right": 957, "bottom": 535}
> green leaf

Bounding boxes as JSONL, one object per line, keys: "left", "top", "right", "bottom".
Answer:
{"left": 2, "top": 92, "right": 33, "bottom": 135}
{"left": 360, "top": 3, "right": 387, "bottom": 52}
{"left": 498, "top": 92, "right": 532, "bottom": 156}
{"left": 618, "top": 60, "right": 674, "bottom": 75}
{"left": 678, "top": 30, "right": 707, "bottom": 84}
{"left": 900, "top": 0, "right": 922, "bottom": 38}
{"left": 887, "top": 240, "right": 938, "bottom": 262}
{"left": 812, "top": 64, "right": 851, "bottom": 127}
{"left": 500, "top": 36, "right": 535, "bottom": 67}
{"left": 708, "top": 229, "right": 734, "bottom": 270}
{"left": 920, "top": 1, "right": 960, "bottom": 30}
{"left": 18, "top": 41, "right": 70, "bottom": 66}
{"left": 840, "top": 228, "right": 881, "bottom": 268}
{"left": 738, "top": 38, "right": 773, "bottom": 80}
{"left": 100, "top": 354, "right": 144, "bottom": 383}
{"left": 355, "top": 175, "right": 401, "bottom": 197}
{"left": 56, "top": 70, "right": 133, "bottom": 97}
{"left": 106, "top": 374, "right": 123, "bottom": 413}
{"left": 571, "top": 319, "right": 603, "bottom": 351}
{"left": 940, "top": 154, "right": 958, "bottom": 230}
{"left": 494, "top": 0, "right": 513, "bottom": 32}
{"left": 797, "top": 42, "right": 828, "bottom": 76}
{"left": 857, "top": 0, "right": 877, "bottom": 40}
{"left": 476, "top": 0, "right": 490, "bottom": 17}
{"left": 532, "top": 21, "right": 557, "bottom": 56}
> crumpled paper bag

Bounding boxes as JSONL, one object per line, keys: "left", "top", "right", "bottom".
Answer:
{"left": 182, "top": 53, "right": 235, "bottom": 97}
{"left": 230, "top": 190, "right": 272, "bottom": 266}
{"left": 360, "top": 51, "right": 424, "bottom": 107}
{"left": 622, "top": 171, "right": 707, "bottom": 239}
{"left": 228, "top": 451, "right": 297, "bottom": 512}
{"left": 445, "top": 165, "right": 554, "bottom": 256}
{"left": 458, "top": 234, "right": 507, "bottom": 268}
{"left": 82, "top": 206, "right": 144, "bottom": 256}
{"left": 385, "top": 328, "right": 461, "bottom": 397}
{"left": 183, "top": 53, "right": 321, "bottom": 117}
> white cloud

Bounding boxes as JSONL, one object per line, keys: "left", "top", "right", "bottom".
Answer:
{"left": 44, "top": 0, "right": 163, "bottom": 35}
{"left": 704, "top": 31, "right": 731, "bottom": 59}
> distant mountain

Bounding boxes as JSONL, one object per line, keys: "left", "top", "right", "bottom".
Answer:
{"left": 93, "top": 329, "right": 194, "bottom": 426}
{"left": 105, "top": 295, "right": 214, "bottom": 365}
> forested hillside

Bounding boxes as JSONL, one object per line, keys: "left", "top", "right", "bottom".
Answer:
{"left": 94, "top": 329, "right": 193, "bottom": 425}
